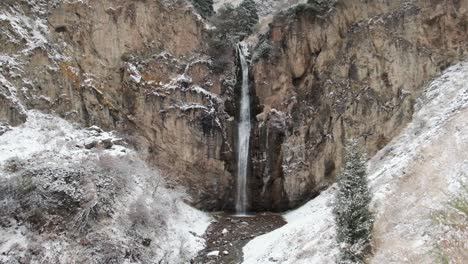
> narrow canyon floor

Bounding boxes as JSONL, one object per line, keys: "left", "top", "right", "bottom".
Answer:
{"left": 194, "top": 213, "right": 286, "bottom": 264}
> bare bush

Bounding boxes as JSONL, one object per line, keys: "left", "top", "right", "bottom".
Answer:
{"left": 128, "top": 196, "right": 153, "bottom": 228}
{"left": 0, "top": 144, "right": 199, "bottom": 263}
{"left": 3, "top": 157, "right": 25, "bottom": 173}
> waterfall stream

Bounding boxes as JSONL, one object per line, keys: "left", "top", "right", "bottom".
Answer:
{"left": 236, "top": 42, "right": 251, "bottom": 214}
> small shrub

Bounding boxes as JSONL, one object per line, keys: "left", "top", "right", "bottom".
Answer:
{"left": 3, "top": 157, "right": 25, "bottom": 173}
{"left": 128, "top": 196, "right": 153, "bottom": 228}
{"left": 307, "top": 0, "right": 337, "bottom": 12}
{"left": 252, "top": 40, "right": 272, "bottom": 62}
{"left": 284, "top": 0, "right": 337, "bottom": 19}
{"left": 191, "top": 0, "right": 214, "bottom": 18}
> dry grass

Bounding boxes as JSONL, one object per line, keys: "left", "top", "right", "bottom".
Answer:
{"left": 432, "top": 184, "right": 468, "bottom": 264}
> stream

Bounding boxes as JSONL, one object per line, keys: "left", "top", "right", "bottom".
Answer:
{"left": 193, "top": 213, "right": 286, "bottom": 264}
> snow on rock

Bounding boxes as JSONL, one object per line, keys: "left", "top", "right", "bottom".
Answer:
{"left": 125, "top": 62, "right": 143, "bottom": 84}
{"left": 0, "top": 73, "right": 21, "bottom": 101}
{"left": 207, "top": 250, "right": 220, "bottom": 257}
{"left": 0, "top": 72, "right": 27, "bottom": 124}
{"left": 0, "top": 5, "right": 50, "bottom": 54}
{"left": 0, "top": 111, "right": 124, "bottom": 165}
{"left": 0, "top": 123, "right": 11, "bottom": 135}
{"left": 0, "top": 54, "right": 23, "bottom": 78}
{"left": 243, "top": 61, "right": 468, "bottom": 264}
{"left": 0, "top": 110, "right": 211, "bottom": 263}
{"left": 191, "top": 85, "right": 222, "bottom": 103}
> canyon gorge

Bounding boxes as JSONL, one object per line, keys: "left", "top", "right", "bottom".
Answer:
{"left": 0, "top": 0, "right": 467, "bottom": 263}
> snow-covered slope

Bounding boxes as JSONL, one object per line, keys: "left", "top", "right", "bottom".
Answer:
{"left": 0, "top": 111, "right": 211, "bottom": 263}
{"left": 242, "top": 60, "right": 468, "bottom": 264}
{"left": 243, "top": 187, "right": 338, "bottom": 263}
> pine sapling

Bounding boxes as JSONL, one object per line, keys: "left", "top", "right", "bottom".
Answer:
{"left": 333, "top": 140, "right": 374, "bottom": 263}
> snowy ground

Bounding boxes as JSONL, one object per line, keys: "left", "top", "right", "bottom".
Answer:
{"left": 243, "top": 187, "right": 338, "bottom": 264}
{"left": 242, "top": 61, "right": 468, "bottom": 264}
{"left": 0, "top": 111, "right": 211, "bottom": 263}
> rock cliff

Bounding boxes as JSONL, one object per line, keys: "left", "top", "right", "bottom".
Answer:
{"left": 0, "top": 0, "right": 238, "bottom": 210}
{"left": 250, "top": 0, "right": 467, "bottom": 210}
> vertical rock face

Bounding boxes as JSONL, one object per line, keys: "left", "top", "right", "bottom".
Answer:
{"left": 0, "top": 0, "right": 238, "bottom": 210}
{"left": 250, "top": 0, "right": 467, "bottom": 210}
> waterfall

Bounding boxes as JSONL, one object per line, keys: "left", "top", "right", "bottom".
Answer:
{"left": 236, "top": 42, "right": 251, "bottom": 214}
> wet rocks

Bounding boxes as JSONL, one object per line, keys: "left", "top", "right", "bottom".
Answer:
{"left": 84, "top": 139, "right": 114, "bottom": 150}
{"left": 194, "top": 213, "right": 286, "bottom": 264}
{"left": 100, "top": 138, "right": 113, "bottom": 149}
{"left": 84, "top": 140, "right": 97, "bottom": 150}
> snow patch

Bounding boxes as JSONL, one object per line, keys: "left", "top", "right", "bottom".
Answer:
{"left": 125, "top": 62, "right": 142, "bottom": 84}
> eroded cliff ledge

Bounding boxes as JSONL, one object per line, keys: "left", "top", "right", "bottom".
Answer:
{"left": 249, "top": 0, "right": 467, "bottom": 210}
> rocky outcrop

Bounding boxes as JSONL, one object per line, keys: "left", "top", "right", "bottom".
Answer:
{"left": 0, "top": 0, "right": 238, "bottom": 210}
{"left": 250, "top": 0, "right": 468, "bottom": 210}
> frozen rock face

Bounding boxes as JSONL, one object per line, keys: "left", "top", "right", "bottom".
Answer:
{"left": 250, "top": 0, "right": 468, "bottom": 210}
{"left": 0, "top": 0, "right": 237, "bottom": 210}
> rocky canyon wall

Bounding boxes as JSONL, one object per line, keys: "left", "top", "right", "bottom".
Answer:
{"left": 0, "top": 0, "right": 238, "bottom": 210}
{"left": 1, "top": 0, "right": 467, "bottom": 212}
{"left": 250, "top": 0, "right": 468, "bottom": 210}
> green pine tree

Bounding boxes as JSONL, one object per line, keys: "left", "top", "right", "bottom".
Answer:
{"left": 333, "top": 140, "right": 374, "bottom": 264}
{"left": 191, "top": 0, "right": 214, "bottom": 18}
{"left": 237, "top": 0, "right": 259, "bottom": 38}
{"left": 207, "top": 0, "right": 259, "bottom": 72}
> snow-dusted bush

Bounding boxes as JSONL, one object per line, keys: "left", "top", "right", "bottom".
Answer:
{"left": 2, "top": 157, "right": 25, "bottom": 173}
{"left": 1, "top": 152, "right": 205, "bottom": 263}
{"left": 212, "top": 0, "right": 258, "bottom": 40}
{"left": 208, "top": 0, "right": 259, "bottom": 72}
{"left": 333, "top": 140, "right": 374, "bottom": 264}
{"left": 0, "top": 111, "right": 210, "bottom": 264}
{"left": 307, "top": 0, "right": 337, "bottom": 9}
{"left": 284, "top": 0, "right": 336, "bottom": 19}
{"left": 252, "top": 40, "right": 272, "bottom": 62}
{"left": 191, "top": 0, "right": 214, "bottom": 18}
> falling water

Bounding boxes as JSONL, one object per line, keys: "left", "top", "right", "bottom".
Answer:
{"left": 236, "top": 42, "right": 251, "bottom": 214}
